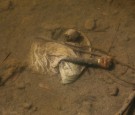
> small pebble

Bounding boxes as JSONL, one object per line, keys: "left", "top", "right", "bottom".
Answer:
{"left": 23, "top": 102, "right": 33, "bottom": 110}
{"left": 32, "top": 107, "right": 38, "bottom": 112}
{"left": 84, "top": 19, "right": 96, "bottom": 30}
{"left": 64, "top": 29, "right": 80, "bottom": 42}
{"left": 108, "top": 86, "right": 119, "bottom": 96}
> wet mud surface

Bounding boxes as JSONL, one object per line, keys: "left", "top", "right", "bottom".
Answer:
{"left": 0, "top": 0, "right": 135, "bottom": 115}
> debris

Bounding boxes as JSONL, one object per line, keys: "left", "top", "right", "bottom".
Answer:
{"left": 61, "top": 56, "right": 112, "bottom": 69}
{"left": 115, "top": 90, "right": 135, "bottom": 115}
{"left": 29, "top": 29, "right": 113, "bottom": 84}
{"left": 86, "top": 46, "right": 135, "bottom": 87}
{"left": 0, "top": 29, "right": 112, "bottom": 85}
{"left": 29, "top": 29, "right": 92, "bottom": 84}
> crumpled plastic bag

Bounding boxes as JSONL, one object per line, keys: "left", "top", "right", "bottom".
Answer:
{"left": 29, "top": 30, "right": 91, "bottom": 84}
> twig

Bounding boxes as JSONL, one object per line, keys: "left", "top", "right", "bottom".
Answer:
{"left": 0, "top": 60, "right": 27, "bottom": 86}
{"left": 66, "top": 44, "right": 135, "bottom": 72}
{"left": 0, "top": 52, "right": 11, "bottom": 65}
{"left": 42, "top": 38, "right": 135, "bottom": 72}
{"left": 107, "top": 71, "right": 135, "bottom": 88}
{"left": 60, "top": 57, "right": 99, "bottom": 66}
{"left": 114, "top": 59, "right": 135, "bottom": 71}
{"left": 64, "top": 42, "right": 110, "bottom": 56}
{"left": 64, "top": 45, "right": 101, "bottom": 57}
{"left": 43, "top": 38, "right": 135, "bottom": 72}
{"left": 115, "top": 91, "right": 135, "bottom": 115}
{"left": 60, "top": 56, "right": 112, "bottom": 69}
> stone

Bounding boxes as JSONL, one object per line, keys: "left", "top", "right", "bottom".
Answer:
{"left": 23, "top": 102, "right": 32, "bottom": 110}
{"left": 84, "top": 19, "right": 96, "bottom": 31}
{"left": 64, "top": 29, "right": 81, "bottom": 42}
{"left": 108, "top": 86, "right": 119, "bottom": 96}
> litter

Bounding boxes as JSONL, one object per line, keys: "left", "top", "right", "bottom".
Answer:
{"left": 29, "top": 29, "right": 112, "bottom": 84}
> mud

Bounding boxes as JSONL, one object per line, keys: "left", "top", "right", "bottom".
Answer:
{"left": 0, "top": 0, "right": 135, "bottom": 115}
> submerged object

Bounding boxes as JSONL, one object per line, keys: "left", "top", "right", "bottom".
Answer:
{"left": 29, "top": 29, "right": 91, "bottom": 84}
{"left": 64, "top": 29, "right": 81, "bottom": 42}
